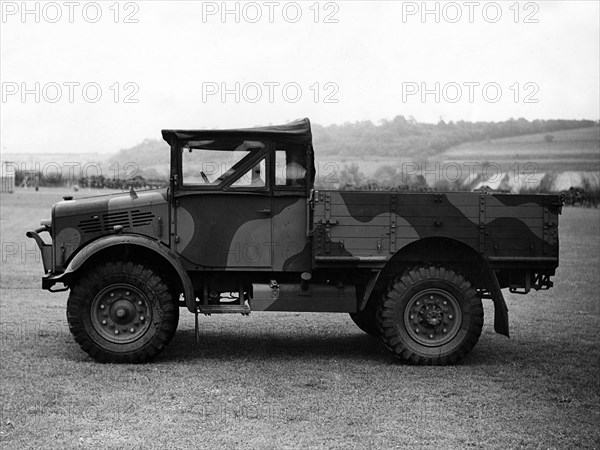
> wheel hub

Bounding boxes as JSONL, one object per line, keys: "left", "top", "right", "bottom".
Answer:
{"left": 111, "top": 299, "right": 136, "bottom": 323}
{"left": 424, "top": 307, "right": 443, "bottom": 326}
{"left": 404, "top": 288, "right": 462, "bottom": 347}
{"left": 91, "top": 284, "right": 152, "bottom": 344}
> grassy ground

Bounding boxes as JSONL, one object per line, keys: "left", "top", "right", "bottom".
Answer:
{"left": 1, "top": 189, "right": 599, "bottom": 449}
{"left": 441, "top": 127, "right": 599, "bottom": 169}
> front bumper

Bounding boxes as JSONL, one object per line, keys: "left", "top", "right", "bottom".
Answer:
{"left": 41, "top": 273, "right": 69, "bottom": 291}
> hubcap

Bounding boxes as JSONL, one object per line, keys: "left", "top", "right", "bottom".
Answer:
{"left": 403, "top": 288, "right": 462, "bottom": 347}
{"left": 91, "top": 284, "right": 152, "bottom": 344}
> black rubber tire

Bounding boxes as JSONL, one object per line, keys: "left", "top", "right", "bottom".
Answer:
{"left": 377, "top": 266, "right": 483, "bottom": 365}
{"left": 67, "top": 261, "right": 179, "bottom": 363}
{"left": 349, "top": 296, "right": 380, "bottom": 337}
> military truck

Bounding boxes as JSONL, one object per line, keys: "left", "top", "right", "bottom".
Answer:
{"left": 27, "top": 118, "right": 561, "bottom": 364}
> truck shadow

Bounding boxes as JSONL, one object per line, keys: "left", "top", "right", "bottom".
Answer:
{"left": 159, "top": 327, "right": 529, "bottom": 366}
{"left": 160, "top": 328, "right": 390, "bottom": 363}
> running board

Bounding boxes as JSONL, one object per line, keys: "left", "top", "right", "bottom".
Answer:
{"left": 196, "top": 304, "right": 251, "bottom": 315}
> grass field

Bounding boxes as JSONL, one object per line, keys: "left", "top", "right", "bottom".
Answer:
{"left": 1, "top": 189, "right": 599, "bottom": 449}
{"left": 440, "top": 126, "right": 600, "bottom": 173}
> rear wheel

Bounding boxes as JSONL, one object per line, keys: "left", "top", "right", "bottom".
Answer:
{"left": 377, "top": 266, "right": 483, "bottom": 365}
{"left": 67, "top": 261, "right": 179, "bottom": 363}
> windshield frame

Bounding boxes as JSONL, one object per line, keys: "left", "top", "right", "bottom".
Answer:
{"left": 177, "top": 135, "right": 270, "bottom": 192}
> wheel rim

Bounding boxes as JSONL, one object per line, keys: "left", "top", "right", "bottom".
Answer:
{"left": 91, "top": 283, "right": 152, "bottom": 344}
{"left": 403, "top": 288, "right": 462, "bottom": 347}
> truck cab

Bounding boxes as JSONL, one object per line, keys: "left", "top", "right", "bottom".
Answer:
{"left": 164, "top": 119, "right": 314, "bottom": 272}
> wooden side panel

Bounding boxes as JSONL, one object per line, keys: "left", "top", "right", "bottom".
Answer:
{"left": 312, "top": 190, "right": 558, "bottom": 263}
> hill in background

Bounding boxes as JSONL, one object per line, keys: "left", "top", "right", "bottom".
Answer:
{"left": 328, "top": 125, "right": 599, "bottom": 192}
{"left": 102, "top": 117, "right": 597, "bottom": 178}
{"left": 108, "top": 138, "right": 170, "bottom": 180}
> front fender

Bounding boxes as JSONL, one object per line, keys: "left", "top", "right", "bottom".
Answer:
{"left": 48, "top": 234, "right": 196, "bottom": 312}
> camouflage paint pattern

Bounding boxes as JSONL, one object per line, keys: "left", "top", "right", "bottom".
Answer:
{"left": 48, "top": 186, "right": 559, "bottom": 278}
{"left": 313, "top": 190, "right": 559, "bottom": 268}
{"left": 174, "top": 194, "right": 310, "bottom": 271}
{"left": 249, "top": 283, "right": 356, "bottom": 312}
{"left": 52, "top": 189, "right": 169, "bottom": 271}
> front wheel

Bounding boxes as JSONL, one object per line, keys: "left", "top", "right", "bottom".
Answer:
{"left": 67, "top": 261, "right": 179, "bottom": 363}
{"left": 377, "top": 266, "right": 483, "bottom": 365}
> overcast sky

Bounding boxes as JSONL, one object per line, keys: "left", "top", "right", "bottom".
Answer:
{"left": 1, "top": 0, "right": 598, "bottom": 154}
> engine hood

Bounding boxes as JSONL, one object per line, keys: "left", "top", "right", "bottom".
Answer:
{"left": 53, "top": 188, "right": 169, "bottom": 218}
{"left": 51, "top": 188, "right": 170, "bottom": 271}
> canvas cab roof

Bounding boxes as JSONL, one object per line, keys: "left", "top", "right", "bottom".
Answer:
{"left": 161, "top": 118, "right": 312, "bottom": 146}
